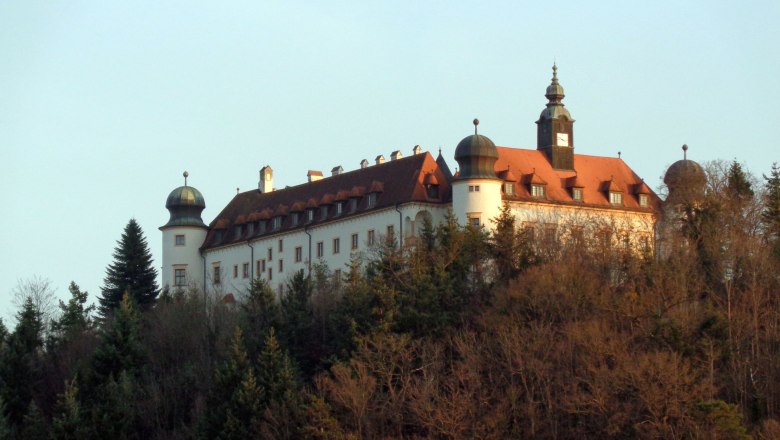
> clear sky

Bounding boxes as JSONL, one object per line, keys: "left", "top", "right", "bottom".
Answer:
{"left": 1, "top": 1, "right": 779, "bottom": 323}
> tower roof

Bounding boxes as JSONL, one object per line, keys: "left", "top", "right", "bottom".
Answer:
{"left": 162, "top": 172, "right": 207, "bottom": 229}
{"left": 454, "top": 119, "right": 499, "bottom": 180}
{"left": 538, "top": 63, "right": 573, "bottom": 121}
{"left": 664, "top": 144, "right": 706, "bottom": 192}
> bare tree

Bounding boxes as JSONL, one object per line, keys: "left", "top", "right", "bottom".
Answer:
{"left": 11, "top": 275, "right": 57, "bottom": 326}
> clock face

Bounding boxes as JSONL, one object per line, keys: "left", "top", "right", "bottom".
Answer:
{"left": 556, "top": 133, "right": 569, "bottom": 147}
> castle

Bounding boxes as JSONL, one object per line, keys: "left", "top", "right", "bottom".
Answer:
{"left": 160, "top": 66, "right": 690, "bottom": 296}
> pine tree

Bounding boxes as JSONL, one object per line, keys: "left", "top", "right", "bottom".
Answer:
{"left": 255, "top": 328, "right": 302, "bottom": 439}
{"left": 99, "top": 219, "right": 159, "bottom": 318}
{"left": 241, "top": 278, "right": 280, "bottom": 359}
{"left": 280, "top": 270, "right": 316, "bottom": 375}
{"left": 89, "top": 371, "right": 137, "bottom": 440}
{"left": 763, "top": 163, "right": 780, "bottom": 250}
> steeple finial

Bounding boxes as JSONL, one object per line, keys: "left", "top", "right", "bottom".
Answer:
{"left": 552, "top": 62, "right": 558, "bottom": 84}
{"left": 183, "top": 170, "right": 189, "bottom": 186}
{"left": 682, "top": 144, "right": 688, "bottom": 160}
{"left": 473, "top": 118, "right": 479, "bottom": 135}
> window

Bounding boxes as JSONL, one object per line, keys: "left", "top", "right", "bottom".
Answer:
{"left": 503, "top": 183, "right": 514, "bottom": 195}
{"left": 175, "top": 234, "right": 185, "bottom": 246}
{"left": 351, "top": 233, "right": 359, "bottom": 250}
{"left": 295, "top": 246, "right": 303, "bottom": 262}
{"left": 336, "top": 202, "right": 343, "bottom": 215}
{"left": 235, "top": 225, "right": 242, "bottom": 238}
{"left": 242, "top": 263, "right": 249, "bottom": 279}
{"left": 291, "top": 213, "right": 299, "bottom": 226}
{"left": 469, "top": 216, "right": 480, "bottom": 227}
{"left": 639, "top": 193, "right": 648, "bottom": 207}
{"left": 316, "top": 241, "right": 324, "bottom": 258}
{"left": 531, "top": 184, "right": 546, "bottom": 198}
{"left": 273, "top": 216, "right": 282, "bottom": 229}
{"left": 247, "top": 223, "right": 254, "bottom": 235}
{"left": 334, "top": 269, "right": 342, "bottom": 286}
{"left": 279, "top": 259, "right": 283, "bottom": 273}
{"left": 213, "top": 265, "right": 221, "bottom": 284}
{"left": 468, "top": 185, "right": 480, "bottom": 192}
{"left": 610, "top": 191, "right": 623, "bottom": 205}
{"left": 174, "top": 267, "right": 186, "bottom": 286}
{"left": 333, "top": 237, "right": 340, "bottom": 254}
{"left": 367, "top": 193, "right": 377, "bottom": 208}
{"left": 572, "top": 187, "right": 583, "bottom": 202}
{"left": 427, "top": 185, "right": 439, "bottom": 198}
{"left": 233, "top": 265, "right": 238, "bottom": 278}
{"left": 256, "top": 260, "right": 262, "bottom": 276}
{"left": 349, "top": 199, "right": 357, "bottom": 212}
{"left": 387, "top": 225, "right": 394, "bottom": 240}
{"left": 278, "top": 239, "right": 283, "bottom": 252}
{"left": 268, "top": 268, "right": 273, "bottom": 281}
{"left": 268, "top": 247, "right": 273, "bottom": 261}
{"left": 307, "top": 209, "right": 314, "bottom": 222}
{"left": 258, "top": 221, "right": 266, "bottom": 233}
{"left": 320, "top": 206, "right": 328, "bottom": 220}
{"left": 367, "top": 229, "right": 375, "bottom": 246}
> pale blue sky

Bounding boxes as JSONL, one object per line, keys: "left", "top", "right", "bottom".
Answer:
{"left": 1, "top": 1, "right": 778, "bottom": 322}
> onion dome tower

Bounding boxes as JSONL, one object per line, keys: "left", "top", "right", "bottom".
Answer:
{"left": 536, "top": 63, "right": 575, "bottom": 170}
{"left": 160, "top": 171, "right": 208, "bottom": 290}
{"left": 452, "top": 119, "right": 502, "bottom": 229}
{"left": 664, "top": 144, "right": 706, "bottom": 203}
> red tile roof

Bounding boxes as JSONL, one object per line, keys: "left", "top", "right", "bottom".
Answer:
{"left": 494, "top": 147, "right": 661, "bottom": 211}
{"left": 202, "top": 152, "right": 451, "bottom": 249}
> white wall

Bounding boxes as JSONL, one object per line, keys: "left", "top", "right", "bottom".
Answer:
{"left": 161, "top": 226, "right": 208, "bottom": 290}
{"left": 452, "top": 179, "right": 503, "bottom": 230}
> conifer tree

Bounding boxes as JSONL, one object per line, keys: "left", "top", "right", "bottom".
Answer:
{"left": 89, "top": 371, "right": 137, "bottom": 440}
{"left": 99, "top": 219, "right": 159, "bottom": 318}
{"left": 90, "top": 294, "right": 146, "bottom": 388}
{"left": 763, "top": 163, "right": 780, "bottom": 251}
{"left": 200, "top": 327, "right": 262, "bottom": 440}
{"left": 241, "top": 278, "right": 279, "bottom": 359}
{"left": 0, "top": 297, "right": 44, "bottom": 429}
{"left": 727, "top": 160, "right": 754, "bottom": 199}
{"left": 280, "top": 270, "right": 316, "bottom": 375}
{"left": 20, "top": 401, "right": 48, "bottom": 440}
{"left": 50, "top": 379, "right": 88, "bottom": 440}
{"left": 256, "top": 328, "right": 302, "bottom": 439}
{"left": 49, "top": 282, "right": 94, "bottom": 350}
{"left": 0, "top": 398, "right": 10, "bottom": 440}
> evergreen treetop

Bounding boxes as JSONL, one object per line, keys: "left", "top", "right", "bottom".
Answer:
{"left": 763, "top": 163, "right": 780, "bottom": 241}
{"left": 99, "top": 219, "right": 159, "bottom": 319}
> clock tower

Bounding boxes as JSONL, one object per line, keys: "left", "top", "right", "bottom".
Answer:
{"left": 536, "top": 64, "right": 575, "bottom": 170}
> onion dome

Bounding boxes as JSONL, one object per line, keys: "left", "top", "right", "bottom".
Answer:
{"left": 664, "top": 144, "right": 706, "bottom": 192}
{"left": 163, "top": 171, "right": 207, "bottom": 228}
{"left": 538, "top": 64, "right": 573, "bottom": 121}
{"left": 454, "top": 119, "right": 499, "bottom": 180}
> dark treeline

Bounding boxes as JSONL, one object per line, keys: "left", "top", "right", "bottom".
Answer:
{"left": 2, "top": 160, "right": 780, "bottom": 439}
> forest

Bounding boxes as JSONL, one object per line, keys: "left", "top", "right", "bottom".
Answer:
{"left": 2, "top": 160, "right": 780, "bottom": 439}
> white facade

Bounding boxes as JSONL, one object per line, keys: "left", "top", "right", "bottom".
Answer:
{"left": 452, "top": 178, "right": 503, "bottom": 229}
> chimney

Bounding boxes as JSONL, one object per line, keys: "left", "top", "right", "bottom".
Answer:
{"left": 360, "top": 159, "right": 369, "bottom": 169}
{"left": 413, "top": 145, "right": 422, "bottom": 155}
{"left": 307, "top": 170, "right": 323, "bottom": 182}
{"left": 259, "top": 165, "right": 273, "bottom": 193}
{"left": 390, "top": 150, "right": 403, "bottom": 161}
{"left": 331, "top": 165, "right": 343, "bottom": 176}
{"left": 375, "top": 155, "right": 385, "bottom": 165}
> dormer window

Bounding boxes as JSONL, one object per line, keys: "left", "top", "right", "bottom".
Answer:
{"left": 503, "top": 182, "right": 515, "bottom": 195}
{"left": 367, "top": 193, "right": 377, "bottom": 208}
{"left": 531, "top": 184, "right": 546, "bottom": 198}
{"left": 320, "top": 205, "right": 328, "bottom": 220}
{"left": 638, "top": 193, "right": 648, "bottom": 207}
{"left": 258, "top": 221, "right": 266, "bottom": 233}
{"left": 291, "top": 213, "right": 299, "bottom": 226}
{"left": 349, "top": 199, "right": 357, "bottom": 212}
{"left": 609, "top": 191, "right": 623, "bottom": 205}
{"left": 572, "top": 187, "right": 583, "bottom": 202}
{"left": 307, "top": 209, "right": 314, "bottom": 222}
{"left": 247, "top": 223, "right": 254, "bottom": 236}
{"left": 336, "top": 202, "right": 343, "bottom": 215}
{"left": 427, "top": 185, "right": 439, "bottom": 198}
{"left": 234, "top": 225, "right": 242, "bottom": 238}
{"left": 272, "top": 216, "right": 282, "bottom": 230}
